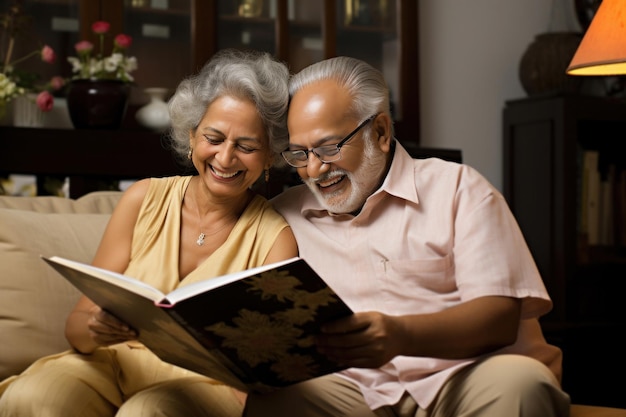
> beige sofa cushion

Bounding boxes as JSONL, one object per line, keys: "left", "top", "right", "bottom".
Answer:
{"left": 0, "top": 191, "right": 121, "bottom": 213}
{"left": 0, "top": 191, "right": 121, "bottom": 380}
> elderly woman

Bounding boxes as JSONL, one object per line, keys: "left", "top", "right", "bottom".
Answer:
{"left": 0, "top": 49, "right": 298, "bottom": 417}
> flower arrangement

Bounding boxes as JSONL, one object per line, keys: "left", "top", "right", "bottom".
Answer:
{"left": 67, "top": 21, "right": 137, "bottom": 82}
{"left": 0, "top": 1, "right": 62, "bottom": 117}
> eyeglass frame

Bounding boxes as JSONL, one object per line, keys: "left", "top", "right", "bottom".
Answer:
{"left": 281, "top": 114, "right": 378, "bottom": 168}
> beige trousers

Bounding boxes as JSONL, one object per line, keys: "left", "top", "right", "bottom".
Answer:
{"left": 244, "top": 354, "right": 571, "bottom": 417}
{"left": 0, "top": 344, "right": 244, "bottom": 417}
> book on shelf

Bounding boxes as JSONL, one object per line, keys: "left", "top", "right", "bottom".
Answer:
{"left": 599, "top": 164, "right": 616, "bottom": 246}
{"left": 579, "top": 149, "right": 601, "bottom": 246}
{"left": 585, "top": 150, "right": 601, "bottom": 246}
{"left": 615, "top": 168, "right": 626, "bottom": 248}
{"left": 43, "top": 255, "right": 353, "bottom": 393}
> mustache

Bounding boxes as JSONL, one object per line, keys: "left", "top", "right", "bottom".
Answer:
{"left": 306, "top": 169, "right": 347, "bottom": 185}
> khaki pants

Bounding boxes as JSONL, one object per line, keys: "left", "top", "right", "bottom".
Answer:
{"left": 244, "top": 354, "right": 571, "bottom": 417}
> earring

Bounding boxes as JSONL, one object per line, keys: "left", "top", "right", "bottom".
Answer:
{"left": 265, "top": 169, "right": 270, "bottom": 182}
{"left": 187, "top": 149, "right": 192, "bottom": 160}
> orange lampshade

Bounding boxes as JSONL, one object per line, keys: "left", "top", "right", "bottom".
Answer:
{"left": 567, "top": 0, "right": 626, "bottom": 75}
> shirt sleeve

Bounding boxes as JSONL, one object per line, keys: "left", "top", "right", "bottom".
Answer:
{"left": 451, "top": 165, "right": 552, "bottom": 319}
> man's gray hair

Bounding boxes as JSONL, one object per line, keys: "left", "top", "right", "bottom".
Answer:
{"left": 287, "top": 56, "right": 393, "bottom": 144}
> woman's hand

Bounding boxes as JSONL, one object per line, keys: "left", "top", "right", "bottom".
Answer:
{"left": 66, "top": 295, "right": 137, "bottom": 353}
{"left": 86, "top": 305, "right": 137, "bottom": 347}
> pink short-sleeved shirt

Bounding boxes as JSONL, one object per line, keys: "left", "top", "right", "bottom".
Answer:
{"left": 271, "top": 142, "right": 562, "bottom": 410}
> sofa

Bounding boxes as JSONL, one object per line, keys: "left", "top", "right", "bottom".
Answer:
{"left": 0, "top": 191, "right": 624, "bottom": 416}
{"left": 0, "top": 191, "right": 121, "bottom": 381}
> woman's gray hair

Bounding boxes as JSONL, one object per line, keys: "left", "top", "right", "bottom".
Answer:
{"left": 168, "top": 49, "right": 290, "bottom": 169}
{"left": 282, "top": 56, "right": 393, "bottom": 152}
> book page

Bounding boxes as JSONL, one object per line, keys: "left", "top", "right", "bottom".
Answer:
{"left": 162, "top": 257, "right": 301, "bottom": 305}
{"left": 44, "top": 256, "right": 166, "bottom": 302}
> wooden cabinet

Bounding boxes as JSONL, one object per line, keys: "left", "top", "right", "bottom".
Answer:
{"left": 211, "top": 0, "right": 419, "bottom": 140}
{"left": 503, "top": 94, "right": 626, "bottom": 408}
{"left": 1, "top": 1, "right": 420, "bottom": 197}
{"left": 5, "top": 0, "right": 419, "bottom": 141}
{"left": 503, "top": 94, "right": 626, "bottom": 323}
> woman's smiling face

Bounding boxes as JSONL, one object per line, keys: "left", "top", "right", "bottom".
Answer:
{"left": 190, "top": 95, "right": 271, "bottom": 197}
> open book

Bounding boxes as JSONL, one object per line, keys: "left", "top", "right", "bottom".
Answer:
{"left": 43, "top": 256, "right": 353, "bottom": 393}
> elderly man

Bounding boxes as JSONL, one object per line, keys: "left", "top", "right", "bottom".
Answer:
{"left": 244, "top": 56, "right": 570, "bottom": 417}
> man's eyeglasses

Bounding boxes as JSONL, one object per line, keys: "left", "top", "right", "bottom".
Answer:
{"left": 281, "top": 114, "right": 378, "bottom": 168}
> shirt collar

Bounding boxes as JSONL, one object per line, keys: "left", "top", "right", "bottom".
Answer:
{"left": 377, "top": 140, "right": 420, "bottom": 205}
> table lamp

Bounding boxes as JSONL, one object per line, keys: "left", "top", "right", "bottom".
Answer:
{"left": 567, "top": 0, "right": 626, "bottom": 75}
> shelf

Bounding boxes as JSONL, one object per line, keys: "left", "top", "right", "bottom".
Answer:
{"left": 503, "top": 95, "right": 626, "bottom": 322}
{"left": 0, "top": 127, "right": 186, "bottom": 198}
{"left": 339, "top": 24, "right": 395, "bottom": 35}
{"left": 219, "top": 14, "right": 275, "bottom": 24}
{"left": 125, "top": 6, "right": 190, "bottom": 16}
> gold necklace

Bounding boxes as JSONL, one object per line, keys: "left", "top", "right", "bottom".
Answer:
{"left": 191, "top": 187, "right": 235, "bottom": 246}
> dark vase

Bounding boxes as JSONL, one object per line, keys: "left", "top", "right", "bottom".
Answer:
{"left": 66, "top": 79, "right": 131, "bottom": 129}
{"left": 519, "top": 32, "right": 583, "bottom": 96}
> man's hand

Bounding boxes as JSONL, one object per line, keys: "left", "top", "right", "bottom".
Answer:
{"left": 315, "top": 296, "right": 521, "bottom": 368}
{"left": 316, "top": 311, "right": 401, "bottom": 368}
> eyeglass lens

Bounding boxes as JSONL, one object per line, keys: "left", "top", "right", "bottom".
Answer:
{"left": 282, "top": 114, "right": 377, "bottom": 167}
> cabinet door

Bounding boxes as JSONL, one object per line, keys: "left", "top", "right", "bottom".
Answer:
{"left": 338, "top": 0, "right": 399, "bottom": 113}
{"left": 2, "top": 0, "right": 213, "bottom": 102}
{"left": 337, "top": 0, "right": 419, "bottom": 140}
{"left": 283, "top": 1, "right": 325, "bottom": 72}
{"left": 216, "top": 0, "right": 277, "bottom": 54}
{"left": 1, "top": 0, "right": 81, "bottom": 86}
{"left": 121, "top": 0, "right": 195, "bottom": 102}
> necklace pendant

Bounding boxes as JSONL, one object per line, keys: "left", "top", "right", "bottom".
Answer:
{"left": 196, "top": 232, "right": 205, "bottom": 246}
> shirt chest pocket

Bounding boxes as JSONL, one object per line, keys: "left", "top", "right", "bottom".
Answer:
{"left": 377, "top": 255, "right": 457, "bottom": 312}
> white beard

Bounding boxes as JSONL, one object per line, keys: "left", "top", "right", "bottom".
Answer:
{"left": 305, "top": 134, "right": 388, "bottom": 214}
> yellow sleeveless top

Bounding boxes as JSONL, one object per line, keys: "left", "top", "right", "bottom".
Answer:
{"left": 124, "top": 176, "right": 290, "bottom": 293}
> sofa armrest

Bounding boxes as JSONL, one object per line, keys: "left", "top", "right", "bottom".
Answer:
{"left": 571, "top": 405, "right": 626, "bottom": 417}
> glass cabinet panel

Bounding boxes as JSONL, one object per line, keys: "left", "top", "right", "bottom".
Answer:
{"left": 1, "top": 0, "right": 80, "bottom": 88}
{"left": 217, "top": 0, "right": 276, "bottom": 54}
{"left": 1, "top": 0, "right": 196, "bottom": 104}
{"left": 286, "top": 1, "right": 323, "bottom": 73}
{"left": 122, "top": 0, "right": 193, "bottom": 102}
{"left": 336, "top": 0, "right": 401, "bottom": 119}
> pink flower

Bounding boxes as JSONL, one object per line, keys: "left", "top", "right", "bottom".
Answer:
{"left": 50, "top": 76, "right": 65, "bottom": 91}
{"left": 91, "top": 21, "right": 110, "bottom": 34}
{"left": 74, "top": 40, "right": 94, "bottom": 55}
{"left": 36, "top": 91, "right": 54, "bottom": 112}
{"left": 41, "top": 45, "right": 56, "bottom": 64}
{"left": 114, "top": 34, "right": 132, "bottom": 49}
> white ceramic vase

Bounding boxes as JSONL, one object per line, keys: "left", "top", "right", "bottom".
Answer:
{"left": 13, "top": 93, "right": 44, "bottom": 127}
{"left": 136, "top": 87, "right": 170, "bottom": 132}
